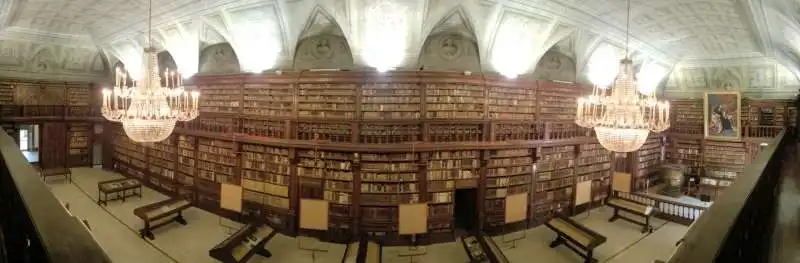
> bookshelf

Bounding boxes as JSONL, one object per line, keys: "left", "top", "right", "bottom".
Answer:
{"left": 0, "top": 84, "right": 12, "bottom": 105}
{"left": 360, "top": 84, "right": 421, "bottom": 120}
{"left": 147, "top": 135, "right": 177, "bottom": 194}
{"left": 575, "top": 143, "right": 612, "bottom": 204}
{"left": 487, "top": 85, "right": 535, "bottom": 120}
{"left": 96, "top": 72, "right": 785, "bottom": 245}
{"left": 537, "top": 82, "right": 578, "bottom": 121}
{"left": 296, "top": 84, "right": 356, "bottom": 119}
{"left": 700, "top": 140, "right": 746, "bottom": 195}
{"left": 242, "top": 83, "right": 293, "bottom": 118}
{"left": 198, "top": 84, "right": 240, "bottom": 114}
{"left": 66, "top": 123, "right": 91, "bottom": 167}
{"left": 427, "top": 150, "right": 479, "bottom": 235}
{"left": 424, "top": 84, "right": 484, "bottom": 119}
{"left": 666, "top": 138, "right": 701, "bottom": 176}
{"left": 195, "top": 138, "right": 237, "bottom": 209}
{"left": 632, "top": 136, "right": 663, "bottom": 192}
{"left": 532, "top": 145, "right": 576, "bottom": 223}
{"left": 176, "top": 135, "right": 197, "bottom": 201}
{"left": 359, "top": 152, "right": 419, "bottom": 241}
{"left": 671, "top": 100, "right": 703, "bottom": 133}
{"left": 485, "top": 149, "right": 533, "bottom": 230}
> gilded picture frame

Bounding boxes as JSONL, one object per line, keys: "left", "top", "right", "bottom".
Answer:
{"left": 703, "top": 91, "right": 741, "bottom": 141}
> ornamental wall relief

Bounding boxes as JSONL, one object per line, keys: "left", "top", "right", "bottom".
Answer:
{"left": 418, "top": 34, "right": 479, "bottom": 72}
{"left": 532, "top": 49, "right": 576, "bottom": 82}
{"left": 199, "top": 43, "right": 241, "bottom": 74}
{"left": 293, "top": 34, "right": 353, "bottom": 70}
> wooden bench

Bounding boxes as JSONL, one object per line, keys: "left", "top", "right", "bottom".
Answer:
{"left": 209, "top": 223, "right": 276, "bottom": 263}
{"left": 133, "top": 198, "right": 191, "bottom": 240}
{"left": 97, "top": 178, "right": 141, "bottom": 206}
{"left": 40, "top": 167, "right": 71, "bottom": 183}
{"left": 607, "top": 198, "right": 656, "bottom": 233}
{"left": 545, "top": 216, "right": 607, "bottom": 263}
{"left": 342, "top": 237, "right": 382, "bottom": 263}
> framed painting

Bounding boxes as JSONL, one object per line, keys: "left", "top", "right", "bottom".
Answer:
{"left": 704, "top": 91, "right": 741, "bottom": 140}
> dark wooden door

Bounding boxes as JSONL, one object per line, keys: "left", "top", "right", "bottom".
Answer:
{"left": 41, "top": 122, "right": 67, "bottom": 169}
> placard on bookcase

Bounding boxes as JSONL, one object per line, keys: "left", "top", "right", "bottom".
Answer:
{"left": 574, "top": 180, "right": 592, "bottom": 206}
{"left": 300, "top": 199, "right": 329, "bottom": 230}
{"left": 220, "top": 183, "right": 243, "bottom": 213}
{"left": 398, "top": 203, "right": 428, "bottom": 235}
{"left": 504, "top": 193, "right": 528, "bottom": 224}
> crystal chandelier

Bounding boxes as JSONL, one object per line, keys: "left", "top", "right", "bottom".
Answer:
{"left": 574, "top": 0, "right": 670, "bottom": 153}
{"left": 100, "top": 0, "right": 199, "bottom": 143}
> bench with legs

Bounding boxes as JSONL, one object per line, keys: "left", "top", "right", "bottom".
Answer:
{"left": 209, "top": 223, "right": 276, "bottom": 263}
{"left": 607, "top": 198, "right": 656, "bottom": 233}
{"left": 133, "top": 198, "right": 191, "bottom": 240}
{"left": 545, "top": 215, "right": 607, "bottom": 263}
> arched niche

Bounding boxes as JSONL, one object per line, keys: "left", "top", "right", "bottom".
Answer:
{"left": 157, "top": 51, "right": 178, "bottom": 86}
{"left": 293, "top": 34, "right": 353, "bottom": 70}
{"left": 198, "top": 43, "right": 241, "bottom": 75}
{"left": 29, "top": 48, "right": 57, "bottom": 73}
{"left": 418, "top": 33, "right": 480, "bottom": 72}
{"left": 111, "top": 61, "right": 134, "bottom": 86}
{"left": 532, "top": 48, "right": 577, "bottom": 82}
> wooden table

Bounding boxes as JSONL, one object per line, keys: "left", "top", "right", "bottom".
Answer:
{"left": 40, "top": 167, "right": 71, "bottom": 183}
{"left": 97, "top": 178, "right": 141, "bottom": 206}
{"left": 133, "top": 198, "right": 191, "bottom": 240}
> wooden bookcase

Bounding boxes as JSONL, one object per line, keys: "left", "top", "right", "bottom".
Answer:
{"left": 487, "top": 84, "right": 535, "bottom": 120}
{"left": 425, "top": 84, "right": 484, "bottom": 119}
{"left": 575, "top": 143, "right": 612, "bottom": 206}
{"left": 699, "top": 140, "right": 746, "bottom": 197}
{"left": 361, "top": 84, "right": 421, "bottom": 120}
{"left": 66, "top": 123, "right": 92, "bottom": 167}
{"left": 666, "top": 138, "right": 701, "bottom": 175}
{"left": 297, "top": 84, "right": 357, "bottom": 119}
{"left": 484, "top": 149, "right": 533, "bottom": 231}
{"left": 146, "top": 135, "right": 177, "bottom": 194}
{"left": 242, "top": 83, "right": 293, "bottom": 118}
{"left": 631, "top": 136, "right": 663, "bottom": 192}
{"left": 532, "top": 145, "right": 576, "bottom": 223}
{"left": 96, "top": 72, "right": 784, "bottom": 245}
{"left": 537, "top": 82, "right": 579, "bottom": 121}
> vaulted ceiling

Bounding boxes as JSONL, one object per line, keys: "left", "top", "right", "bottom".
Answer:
{"left": 0, "top": 0, "right": 796, "bottom": 95}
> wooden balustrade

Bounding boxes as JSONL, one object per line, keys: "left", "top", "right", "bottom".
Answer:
{"left": 0, "top": 105, "right": 100, "bottom": 119}
{"left": 612, "top": 190, "right": 708, "bottom": 226}
{"left": 743, "top": 125, "right": 784, "bottom": 138}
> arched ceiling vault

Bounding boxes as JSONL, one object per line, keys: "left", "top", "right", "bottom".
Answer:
{"left": 0, "top": 0, "right": 798, "bottom": 91}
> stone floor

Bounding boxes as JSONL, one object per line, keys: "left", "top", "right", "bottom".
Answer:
{"left": 46, "top": 167, "right": 688, "bottom": 263}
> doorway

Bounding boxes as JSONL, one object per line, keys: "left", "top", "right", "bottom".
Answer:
{"left": 454, "top": 188, "right": 479, "bottom": 233}
{"left": 18, "top": 124, "right": 40, "bottom": 163}
{"left": 93, "top": 123, "right": 103, "bottom": 167}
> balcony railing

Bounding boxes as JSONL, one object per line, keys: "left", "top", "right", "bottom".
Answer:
{"left": 665, "top": 131, "right": 786, "bottom": 263}
{"left": 0, "top": 132, "right": 110, "bottom": 262}
{"left": 612, "top": 191, "right": 708, "bottom": 226}
{"left": 0, "top": 105, "right": 100, "bottom": 119}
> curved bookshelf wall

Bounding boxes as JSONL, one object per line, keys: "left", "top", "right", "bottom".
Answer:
{"left": 106, "top": 71, "right": 621, "bottom": 245}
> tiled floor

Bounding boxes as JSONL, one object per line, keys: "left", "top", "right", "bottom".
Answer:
{"left": 46, "top": 167, "right": 688, "bottom": 263}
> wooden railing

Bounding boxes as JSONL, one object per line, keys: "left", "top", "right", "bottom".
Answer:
{"left": 665, "top": 131, "right": 786, "bottom": 263}
{"left": 669, "top": 124, "right": 785, "bottom": 139}
{"left": 0, "top": 132, "right": 110, "bottom": 262}
{"left": 612, "top": 191, "right": 708, "bottom": 226}
{"left": 742, "top": 125, "right": 784, "bottom": 138}
{"left": 0, "top": 105, "right": 100, "bottom": 119}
